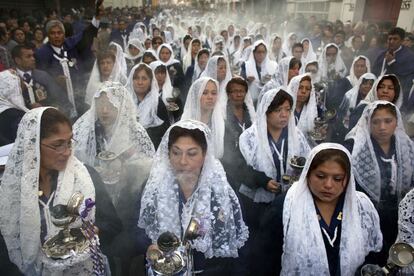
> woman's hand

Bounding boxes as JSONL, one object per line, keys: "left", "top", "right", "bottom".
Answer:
{"left": 266, "top": 179, "right": 281, "bottom": 193}
{"left": 146, "top": 244, "right": 161, "bottom": 263}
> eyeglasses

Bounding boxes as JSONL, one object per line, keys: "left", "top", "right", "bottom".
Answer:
{"left": 41, "top": 139, "right": 75, "bottom": 153}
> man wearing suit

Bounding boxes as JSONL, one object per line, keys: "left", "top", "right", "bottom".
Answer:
{"left": 372, "top": 27, "right": 414, "bottom": 109}
{"left": 109, "top": 17, "right": 131, "bottom": 51}
{"left": 34, "top": 2, "right": 104, "bottom": 116}
{"left": 12, "top": 44, "right": 71, "bottom": 115}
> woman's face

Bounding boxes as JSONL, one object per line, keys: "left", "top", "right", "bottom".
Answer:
{"left": 370, "top": 108, "right": 397, "bottom": 145}
{"left": 302, "top": 40, "right": 309, "bottom": 52}
{"left": 288, "top": 64, "right": 300, "bottom": 83}
{"left": 377, "top": 79, "right": 396, "bottom": 102}
{"left": 159, "top": 46, "right": 171, "bottom": 62}
{"left": 308, "top": 160, "right": 347, "bottom": 204}
{"left": 272, "top": 38, "right": 282, "bottom": 51}
{"left": 216, "top": 59, "right": 227, "bottom": 82}
{"left": 353, "top": 58, "right": 367, "bottom": 79}
{"left": 254, "top": 44, "right": 267, "bottom": 65}
{"left": 169, "top": 136, "right": 206, "bottom": 183}
{"left": 359, "top": 79, "right": 374, "bottom": 97}
{"left": 198, "top": 53, "right": 209, "bottom": 70}
{"left": 155, "top": 68, "right": 167, "bottom": 87}
{"left": 34, "top": 29, "right": 44, "bottom": 42}
{"left": 200, "top": 80, "right": 218, "bottom": 112}
{"left": 144, "top": 39, "right": 152, "bottom": 49}
{"left": 228, "top": 83, "right": 247, "bottom": 106}
{"left": 133, "top": 69, "right": 152, "bottom": 96}
{"left": 95, "top": 92, "right": 118, "bottom": 129}
{"left": 296, "top": 79, "right": 312, "bottom": 105}
{"left": 128, "top": 45, "right": 140, "bottom": 57}
{"left": 266, "top": 100, "right": 291, "bottom": 130}
{"left": 98, "top": 57, "right": 115, "bottom": 80}
{"left": 40, "top": 123, "right": 72, "bottom": 172}
{"left": 191, "top": 41, "right": 201, "bottom": 56}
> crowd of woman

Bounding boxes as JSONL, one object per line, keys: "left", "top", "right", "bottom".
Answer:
{"left": 0, "top": 3, "right": 414, "bottom": 276}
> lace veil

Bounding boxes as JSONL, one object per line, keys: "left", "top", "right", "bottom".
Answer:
{"left": 138, "top": 119, "right": 248, "bottom": 258}
{"left": 363, "top": 74, "right": 403, "bottom": 108}
{"left": 0, "top": 70, "right": 28, "bottom": 114}
{"left": 0, "top": 107, "right": 96, "bottom": 274}
{"left": 239, "top": 88, "right": 310, "bottom": 203}
{"left": 301, "top": 38, "right": 317, "bottom": 66}
{"left": 318, "top": 43, "right": 347, "bottom": 80}
{"left": 149, "top": 60, "right": 174, "bottom": 106}
{"left": 124, "top": 38, "right": 145, "bottom": 60}
{"left": 157, "top": 43, "right": 180, "bottom": 66}
{"left": 281, "top": 143, "right": 382, "bottom": 275}
{"left": 347, "top": 55, "right": 371, "bottom": 87}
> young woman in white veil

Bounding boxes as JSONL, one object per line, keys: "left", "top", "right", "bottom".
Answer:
{"left": 85, "top": 48, "right": 127, "bottom": 106}
{"left": 240, "top": 40, "right": 277, "bottom": 104}
{"left": 124, "top": 38, "right": 144, "bottom": 74}
{"left": 181, "top": 77, "right": 225, "bottom": 159}
{"left": 318, "top": 43, "right": 347, "bottom": 82}
{"left": 0, "top": 107, "right": 121, "bottom": 275}
{"left": 301, "top": 38, "right": 317, "bottom": 66}
{"left": 125, "top": 63, "right": 170, "bottom": 148}
{"left": 157, "top": 43, "right": 185, "bottom": 92}
{"left": 268, "top": 34, "right": 284, "bottom": 63}
{"left": 253, "top": 143, "right": 382, "bottom": 275}
{"left": 138, "top": 119, "right": 248, "bottom": 274}
{"left": 345, "top": 101, "right": 414, "bottom": 265}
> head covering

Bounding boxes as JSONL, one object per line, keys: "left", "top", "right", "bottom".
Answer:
{"left": 181, "top": 77, "right": 225, "bottom": 158}
{"left": 234, "top": 36, "right": 253, "bottom": 65}
{"left": 287, "top": 73, "right": 318, "bottom": 133}
{"left": 347, "top": 55, "right": 371, "bottom": 87}
{"left": 157, "top": 43, "right": 180, "bottom": 66}
{"left": 239, "top": 88, "right": 310, "bottom": 203}
{"left": 149, "top": 60, "right": 174, "bottom": 106}
{"left": 269, "top": 34, "right": 283, "bottom": 63}
{"left": 193, "top": 48, "right": 210, "bottom": 82}
{"left": 74, "top": 82, "right": 155, "bottom": 166}
{"left": 341, "top": 72, "right": 376, "bottom": 115}
{"left": 282, "top": 32, "right": 296, "bottom": 57}
{"left": 85, "top": 42, "right": 128, "bottom": 105}
{"left": 245, "top": 40, "right": 277, "bottom": 101}
{"left": 0, "top": 107, "right": 96, "bottom": 274}
{"left": 182, "top": 38, "right": 199, "bottom": 73}
{"left": 200, "top": 55, "right": 232, "bottom": 94}
{"left": 318, "top": 43, "right": 347, "bottom": 80}
{"left": 281, "top": 143, "right": 382, "bottom": 275}
{"left": 0, "top": 70, "right": 28, "bottom": 114}
{"left": 364, "top": 74, "right": 403, "bottom": 108}
{"left": 138, "top": 119, "right": 248, "bottom": 258}
{"left": 124, "top": 38, "right": 145, "bottom": 60}
{"left": 129, "top": 22, "right": 147, "bottom": 42}
{"left": 301, "top": 38, "right": 317, "bottom": 66}
{"left": 125, "top": 63, "right": 164, "bottom": 128}
{"left": 346, "top": 101, "right": 414, "bottom": 203}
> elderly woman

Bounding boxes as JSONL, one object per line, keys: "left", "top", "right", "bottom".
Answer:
{"left": 254, "top": 143, "right": 382, "bottom": 275}
{"left": 138, "top": 119, "right": 248, "bottom": 274}
{"left": 345, "top": 101, "right": 414, "bottom": 265}
{"left": 126, "top": 63, "right": 170, "bottom": 148}
{"left": 181, "top": 77, "right": 225, "bottom": 158}
{"left": 0, "top": 107, "right": 121, "bottom": 275}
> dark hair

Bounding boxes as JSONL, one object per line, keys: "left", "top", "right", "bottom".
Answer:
{"left": 226, "top": 77, "right": 248, "bottom": 94}
{"left": 183, "top": 34, "right": 192, "bottom": 43}
{"left": 197, "top": 48, "right": 210, "bottom": 59}
{"left": 378, "top": 75, "right": 400, "bottom": 103}
{"left": 306, "top": 61, "right": 319, "bottom": 69}
{"left": 134, "top": 63, "right": 153, "bottom": 80}
{"left": 168, "top": 126, "right": 207, "bottom": 154}
{"left": 307, "top": 149, "right": 351, "bottom": 185}
{"left": 326, "top": 45, "right": 338, "bottom": 53}
{"left": 154, "top": 64, "right": 167, "bottom": 74}
{"left": 253, "top": 42, "right": 266, "bottom": 53}
{"left": 142, "top": 52, "right": 157, "bottom": 64}
{"left": 97, "top": 50, "right": 115, "bottom": 64}
{"left": 289, "top": 57, "right": 302, "bottom": 70}
{"left": 152, "top": 35, "right": 163, "bottom": 44}
{"left": 291, "top": 42, "right": 303, "bottom": 51}
{"left": 335, "top": 30, "right": 346, "bottom": 38}
{"left": 191, "top": 38, "right": 201, "bottom": 45}
{"left": 40, "top": 108, "right": 72, "bottom": 140}
{"left": 352, "top": 35, "right": 363, "bottom": 43}
{"left": 372, "top": 103, "right": 397, "bottom": 119}
{"left": 11, "top": 43, "right": 34, "bottom": 60}
{"left": 266, "top": 89, "right": 293, "bottom": 115}
{"left": 388, "top": 27, "right": 405, "bottom": 40}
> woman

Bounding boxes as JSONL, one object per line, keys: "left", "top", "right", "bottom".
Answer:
{"left": 287, "top": 73, "right": 319, "bottom": 135}
{"left": 32, "top": 27, "right": 45, "bottom": 49}
{"left": 338, "top": 72, "right": 376, "bottom": 129}
{"left": 259, "top": 56, "right": 301, "bottom": 103}
{"left": 240, "top": 40, "right": 277, "bottom": 103}
{"left": 0, "top": 70, "right": 28, "bottom": 145}
{"left": 181, "top": 77, "right": 225, "bottom": 158}
{"left": 345, "top": 101, "right": 414, "bottom": 265}
{"left": 124, "top": 38, "right": 144, "bottom": 74}
{"left": 73, "top": 82, "right": 154, "bottom": 275}
{"left": 138, "top": 119, "right": 248, "bottom": 274}
{"left": 301, "top": 38, "right": 317, "bottom": 67}
{"left": 268, "top": 35, "right": 284, "bottom": 63}
{"left": 221, "top": 77, "right": 256, "bottom": 192}
{"left": 0, "top": 107, "right": 121, "bottom": 275}
{"left": 85, "top": 50, "right": 127, "bottom": 105}
{"left": 200, "top": 55, "right": 232, "bottom": 96}
{"left": 281, "top": 32, "right": 297, "bottom": 57}
{"left": 157, "top": 43, "right": 185, "bottom": 92}
{"left": 141, "top": 49, "right": 157, "bottom": 65}
{"left": 184, "top": 48, "right": 210, "bottom": 98}
{"left": 255, "top": 143, "right": 382, "bottom": 275}
{"left": 126, "top": 63, "right": 170, "bottom": 148}
{"left": 150, "top": 60, "right": 182, "bottom": 122}
{"left": 318, "top": 43, "right": 347, "bottom": 82}
{"left": 182, "top": 38, "right": 201, "bottom": 74}
{"left": 348, "top": 74, "right": 403, "bottom": 130}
